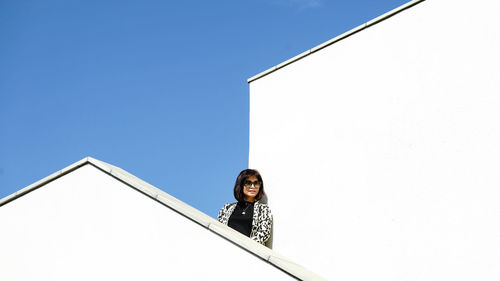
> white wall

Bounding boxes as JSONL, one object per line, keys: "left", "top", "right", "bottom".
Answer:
{"left": 249, "top": 0, "right": 500, "bottom": 280}
{"left": 0, "top": 164, "right": 295, "bottom": 281}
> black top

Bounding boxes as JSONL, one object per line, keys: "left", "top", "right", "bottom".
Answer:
{"left": 228, "top": 201, "right": 254, "bottom": 237}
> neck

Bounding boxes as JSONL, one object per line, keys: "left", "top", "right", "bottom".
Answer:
{"left": 243, "top": 197, "right": 255, "bottom": 203}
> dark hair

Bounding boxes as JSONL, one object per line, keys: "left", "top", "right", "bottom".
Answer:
{"left": 233, "top": 169, "right": 265, "bottom": 202}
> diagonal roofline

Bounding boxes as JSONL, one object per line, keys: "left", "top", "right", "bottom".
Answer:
{"left": 0, "top": 157, "right": 326, "bottom": 281}
{"left": 247, "top": 0, "right": 425, "bottom": 83}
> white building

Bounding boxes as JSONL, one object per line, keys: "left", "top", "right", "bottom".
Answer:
{"left": 4, "top": 1, "right": 500, "bottom": 280}
{"left": 248, "top": 0, "right": 500, "bottom": 280}
{"left": 0, "top": 157, "right": 324, "bottom": 280}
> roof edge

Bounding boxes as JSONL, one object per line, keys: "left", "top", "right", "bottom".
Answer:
{"left": 247, "top": 0, "right": 426, "bottom": 83}
{"left": 88, "top": 157, "right": 327, "bottom": 280}
{"left": 0, "top": 157, "right": 327, "bottom": 281}
{"left": 0, "top": 157, "right": 91, "bottom": 207}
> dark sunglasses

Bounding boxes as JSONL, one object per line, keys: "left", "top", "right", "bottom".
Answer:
{"left": 243, "top": 180, "right": 261, "bottom": 187}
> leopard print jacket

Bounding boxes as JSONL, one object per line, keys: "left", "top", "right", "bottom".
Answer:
{"left": 217, "top": 201, "right": 273, "bottom": 245}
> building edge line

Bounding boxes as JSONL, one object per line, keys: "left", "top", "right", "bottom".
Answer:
{"left": 247, "top": 0, "right": 426, "bottom": 83}
{"left": 0, "top": 156, "right": 327, "bottom": 280}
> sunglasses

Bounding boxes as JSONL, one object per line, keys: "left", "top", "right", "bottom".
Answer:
{"left": 243, "top": 180, "right": 261, "bottom": 187}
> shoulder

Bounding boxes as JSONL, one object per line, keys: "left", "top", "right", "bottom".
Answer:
{"left": 255, "top": 202, "right": 272, "bottom": 213}
{"left": 220, "top": 202, "right": 237, "bottom": 211}
{"left": 217, "top": 202, "right": 237, "bottom": 222}
{"left": 255, "top": 201, "right": 269, "bottom": 208}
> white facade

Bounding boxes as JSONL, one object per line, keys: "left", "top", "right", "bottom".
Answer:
{"left": 0, "top": 158, "right": 324, "bottom": 281}
{"left": 248, "top": 0, "right": 500, "bottom": 280}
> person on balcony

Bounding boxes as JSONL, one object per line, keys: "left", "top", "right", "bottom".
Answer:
{"left": 217, "top": 169, "right": 273, "bottom": 246}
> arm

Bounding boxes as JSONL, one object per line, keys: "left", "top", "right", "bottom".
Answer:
{"left": 217, "top": 204, "right": 227, "bottom": 223}
{"left": 252, "top": 204, "right": 273, "bottom": 244}
{"left": 217, "top": 203, "right": 233, "bottom": 224}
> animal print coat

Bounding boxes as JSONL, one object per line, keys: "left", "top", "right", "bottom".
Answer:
{"left": 217, "top": 201, "right": 273, "bottom": 245}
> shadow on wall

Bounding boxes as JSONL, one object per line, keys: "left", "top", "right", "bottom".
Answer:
{"left": 261, "top": 193, "right": 274, "bottom": 249}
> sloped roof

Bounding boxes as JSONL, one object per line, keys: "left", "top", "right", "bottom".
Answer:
{"left": 0, "top": 157, "right": 326, "bottom": 281}
{"left": 247, "top": 0, "right": 425, "bottom": 83}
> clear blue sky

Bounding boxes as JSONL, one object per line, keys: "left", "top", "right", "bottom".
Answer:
{"left": 1, "top": 0, "right": 409, "bottom": 217}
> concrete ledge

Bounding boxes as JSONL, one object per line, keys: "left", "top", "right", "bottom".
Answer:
{"left": 0, "top": 157, "right": 327, "bottom": 281}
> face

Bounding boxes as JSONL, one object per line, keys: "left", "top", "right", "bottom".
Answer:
{"left": 243, "top": 175, "right": 260, "bottom": 202}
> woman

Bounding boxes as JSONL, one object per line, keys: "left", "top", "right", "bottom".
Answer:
{"left": 217, "top": 169, "right": 273, "bottom": 246}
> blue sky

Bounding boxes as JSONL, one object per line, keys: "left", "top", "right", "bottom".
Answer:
{"left": 1, "top": 0, "right": 409, "bottom": 217}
